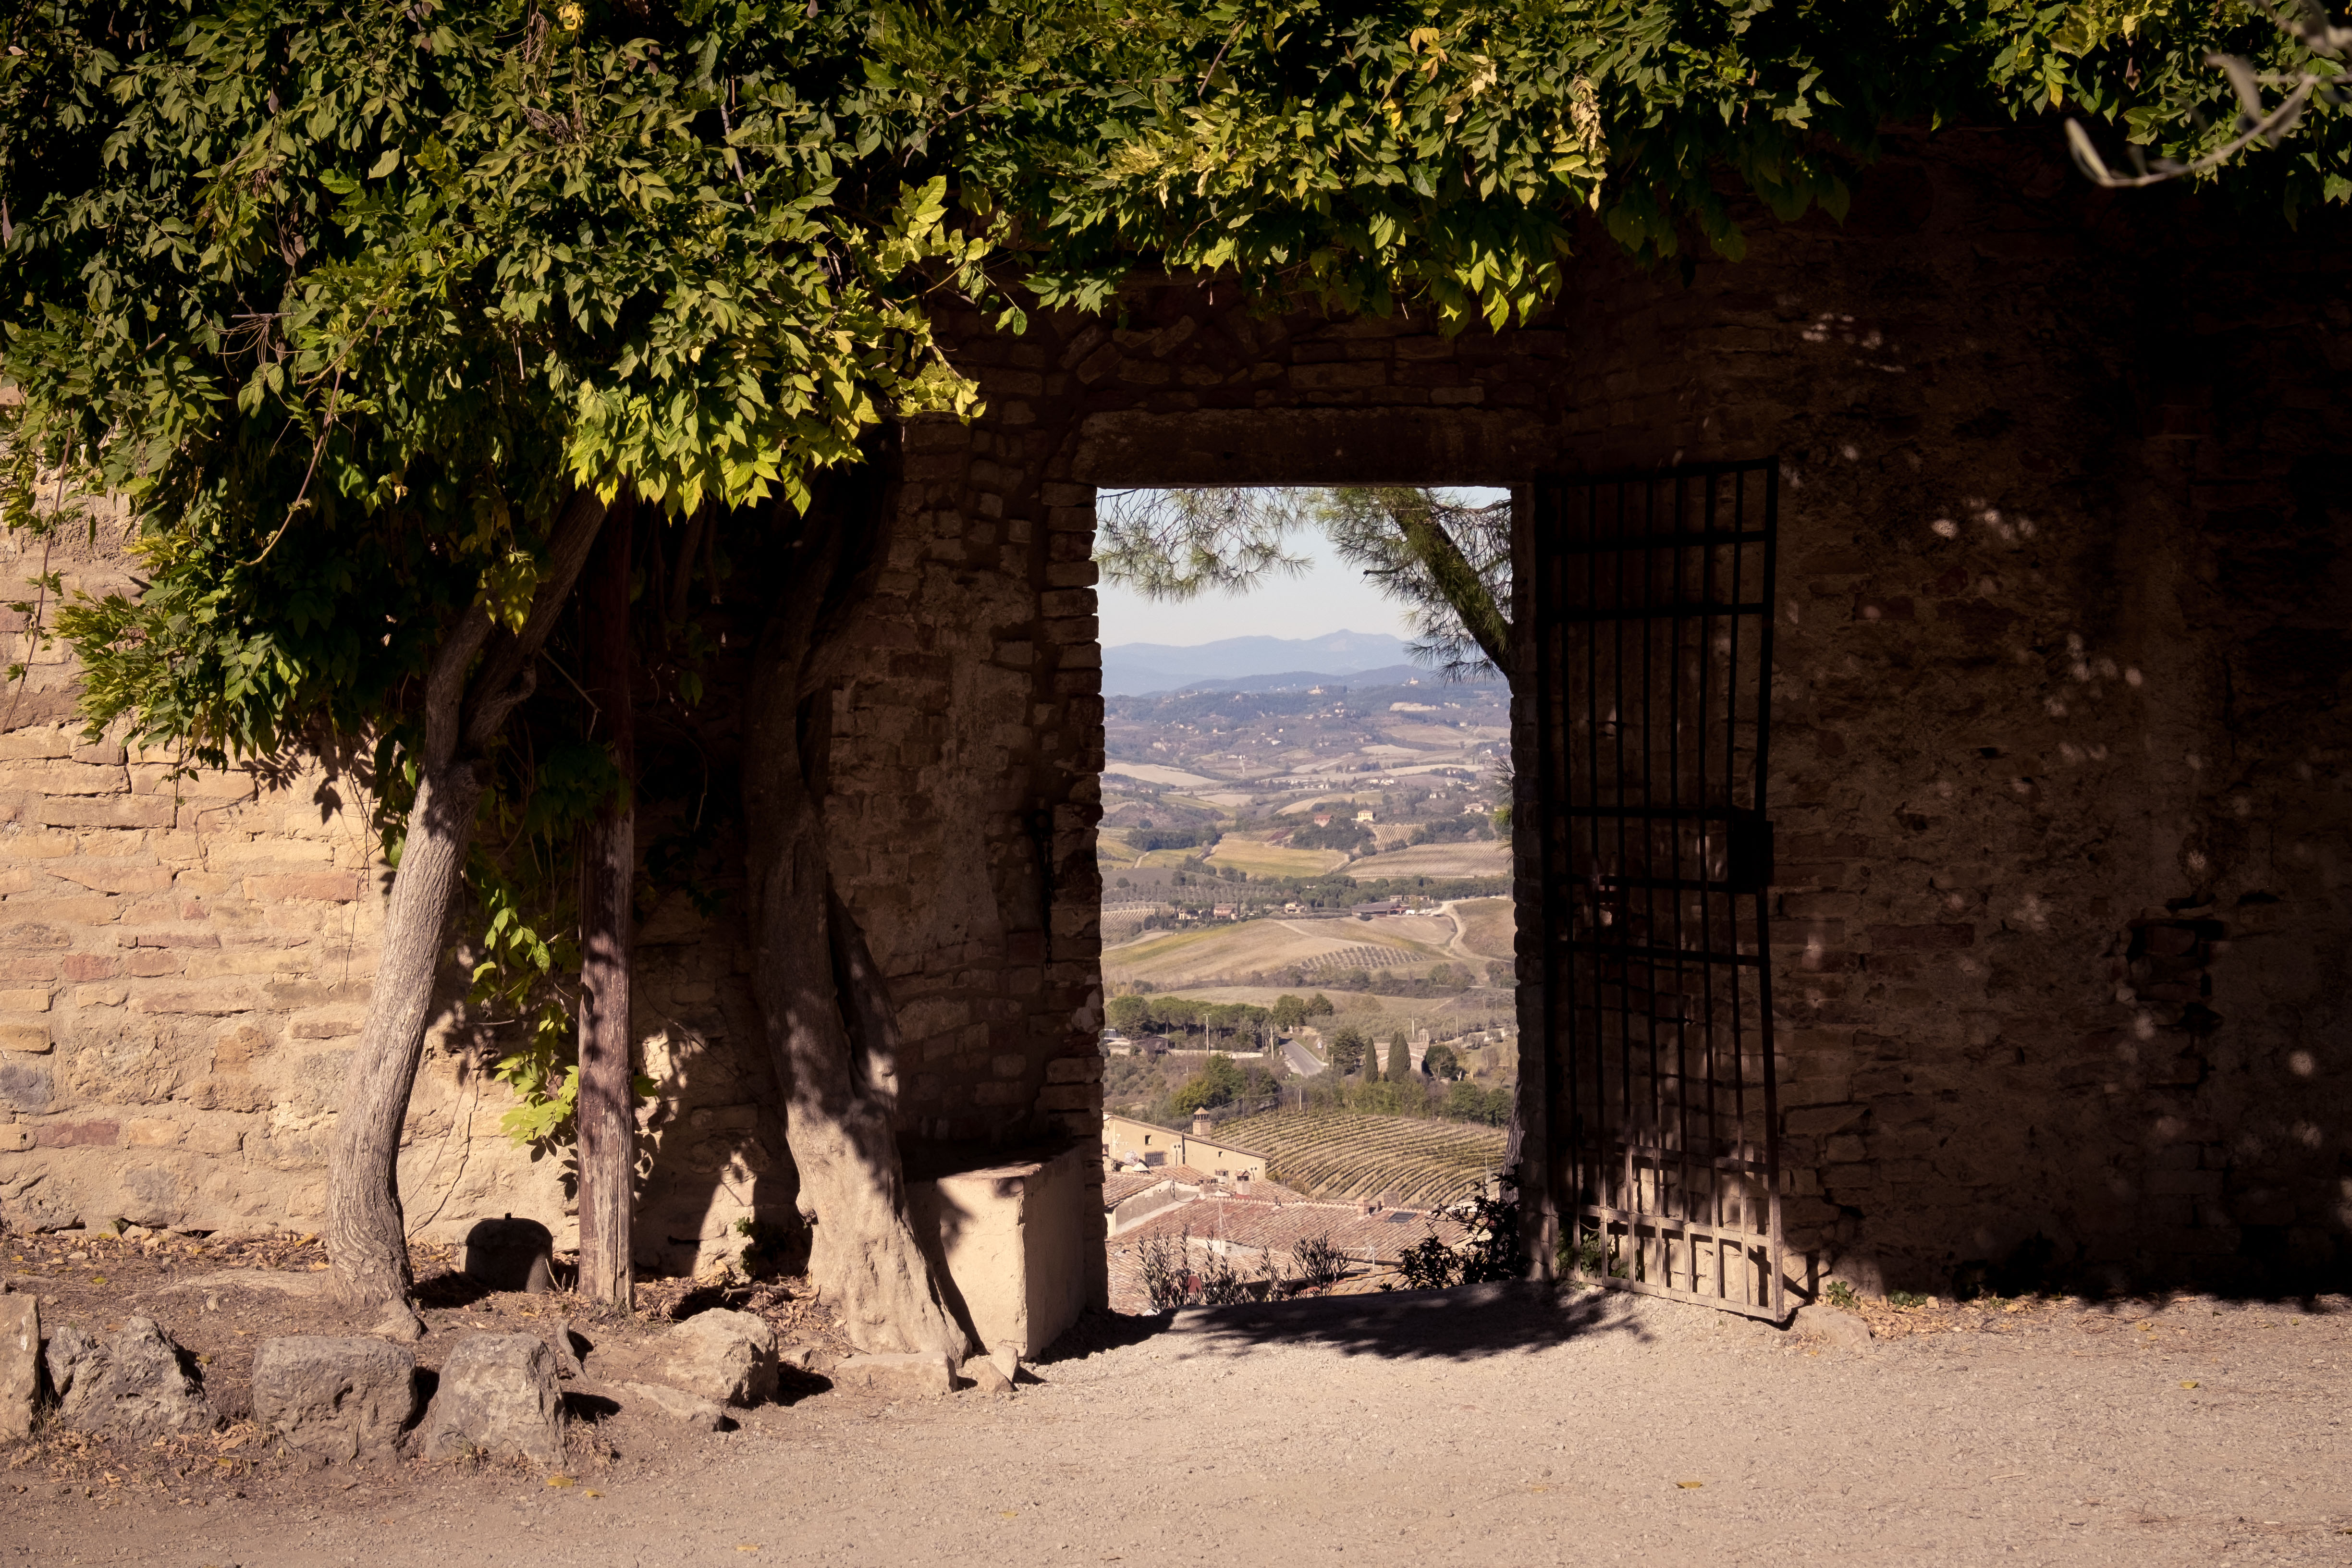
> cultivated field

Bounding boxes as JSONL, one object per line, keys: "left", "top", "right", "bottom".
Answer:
{"left": 1102, "top": 763, "right": 1227, "bottom": 788}
{"left": 1156, "top": 987, "right": 1518, "bottom": 1035}
{"left": 1204, "top": 835, "right": 1351, "bottom": 878}
{"left": 1450, "top": 896, "right": 1518, "bottom": 962}
{"left": 1215, "top": 1109, "right": 1509, "bottom": 1208}
{"left": 1357, "top": 839, "right": 1511, "bottom": 879}
{"left": 1103, "top": 917, "right": 1445, "bottom": 988}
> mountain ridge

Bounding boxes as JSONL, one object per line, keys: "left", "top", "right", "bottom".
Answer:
{"left": 1102, "top": 629, "right": 1413, "bottom": 696}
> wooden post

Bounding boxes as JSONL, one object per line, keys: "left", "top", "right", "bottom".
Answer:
{"left": 576, "top": 494, "right": 637, "bottom": 1308}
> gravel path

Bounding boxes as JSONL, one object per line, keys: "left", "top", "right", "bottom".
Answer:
{"left": 10, "top": 1284, "right": 2348, "bottom": 1567}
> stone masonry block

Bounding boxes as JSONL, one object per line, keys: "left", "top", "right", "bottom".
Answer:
{"left": 1785, "top": 1104, "right": 1868, "bottom": 1136}
{"left": 130, "top": 985, "right": 257, "bottom": 1016}
{"left": 1867, "top": 924, "right": 1976, "bottom": 950}
{"left": 43, "top": 799, "right": 176, "bottom": 832}
{"left": 242, "top": 872, "right": 362, "bottom": 902}
{"left": 49, "top": 862, "right": 172, "bottom": 895}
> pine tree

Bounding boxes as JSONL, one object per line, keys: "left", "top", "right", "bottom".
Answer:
{"left": 1386, "top": 1029, "right": 1413, "bottom": 1082}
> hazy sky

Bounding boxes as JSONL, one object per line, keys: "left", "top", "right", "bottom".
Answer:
{"left": 1095, "top": 488, "right": 1507, "bottom": 647}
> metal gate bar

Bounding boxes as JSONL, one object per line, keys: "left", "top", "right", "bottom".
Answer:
{"left": 1534, "top": 459, "right": 1784, "bottom": 1322}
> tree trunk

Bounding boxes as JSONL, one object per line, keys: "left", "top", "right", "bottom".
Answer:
{"left": 325, "top": 756, "right": 489, "bottom": 1310}
{"left": 742, "top": 481, "right": 968, "bottom": 1358}
{"left": 327, "top": 491, "right": 611, "bottom": 1310}
{"left": 576, "top": 497, "right": 637, "bottom": 1308}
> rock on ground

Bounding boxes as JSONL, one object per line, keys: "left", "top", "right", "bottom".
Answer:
{"left": 52, "top": 1317, "right": 213, "bottom": 1441}
{"left": 0, "top": 1293, "right": 37, "bottom": 1440}
{"left": 832, "top": 1351, "right": 956, "bottom": 1398}
{"left": 251, "top": 1336, "right": 419, "bottom": 1464}
{"left": 652, "top": 1310, "right": 777, "bottom": 1407}
{"left": 42, "top": 1323, "right": 101, "bottom": 1406}
{"left": 613, "top": 1380, "right": 723, "bottom": 1431}
{"left": 1790, "top": 1304, "right": 1874, "bottom": 1350}
{"left": 417, "top": 1334, "right": 564, "bottom": 1466}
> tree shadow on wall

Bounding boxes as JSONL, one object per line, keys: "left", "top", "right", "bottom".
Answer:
{"left": 1038, "top": 1280, "right": 1647, "bottom": 1368}
{"left": 626, "top": 919, "right": 807, "bottom": 1281}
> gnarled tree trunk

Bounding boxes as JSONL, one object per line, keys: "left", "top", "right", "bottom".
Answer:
{"left": 576, "top": 496, "right": 638, "bottom": 1308}
{"left": 742, "top": 472, "right": 968, "bottom": 1358}
{"left": 328, "top": 492, "right": 610, "bottom": 1311}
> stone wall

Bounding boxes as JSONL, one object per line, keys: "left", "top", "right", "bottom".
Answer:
{"left": 2, "top": 122, "right": 2344, "bottom": 1303}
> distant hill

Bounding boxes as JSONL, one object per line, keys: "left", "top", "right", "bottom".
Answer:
{"left": 1131, "top": 662, "right": 1455, "bottom": 696}
{"left": 1102, "top": 630, "right": 1411, "bottom": 696}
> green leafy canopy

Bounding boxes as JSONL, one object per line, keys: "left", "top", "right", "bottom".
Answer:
{"left": 1, "top": 0, "right": 990, "bottom": 772}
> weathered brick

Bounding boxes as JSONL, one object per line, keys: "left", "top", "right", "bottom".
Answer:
{"left": 12, "top": 764, "right": 131, "bottom": 796}
{"left": 37, "top": 787, "right": 163, "bottom": 827}
{"left": 0, "top": 1025, "right": 50, "bottom": 1053}
{"left": 124, "top": 1118, "right": 179, "bottom": 1148}
{"left": 0, "top": 833, "right": 74, "bottom": 860}
{"left": 0, "top": 988, "right": 53, "bottom": 1012}
{"left": 242, "top": 872, "right": 362, "bottom": 902}
{"left": 45, "top": 860, "right": 172, "bottom": 893}
{"left": 1867, "top": 924, "right": 1976, "bottom": 950}
{"left": 130, "top": 984, "right": 257, "bottom": 1016}
{"left": 32, "top": 1119, "right": 117, "bottom": 1147}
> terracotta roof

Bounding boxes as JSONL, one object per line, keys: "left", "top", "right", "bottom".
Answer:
{"left": 1102, "top": 1171, "right": 1172, "bottom": 1206}
{"left": 1119, "top": 1195, "right": 1464, "bottom": 1259}
{"left": 1104, "top": 1193, "right": 1470, "bottom": 1311}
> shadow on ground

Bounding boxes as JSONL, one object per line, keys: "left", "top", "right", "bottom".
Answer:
{"left": 1041, "top": 1280, "right": 1646, "bottom": 1367}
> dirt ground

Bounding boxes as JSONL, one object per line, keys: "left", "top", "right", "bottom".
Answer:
{"left": 5, "top": 1251, "right": 2349, "bottom": 1568}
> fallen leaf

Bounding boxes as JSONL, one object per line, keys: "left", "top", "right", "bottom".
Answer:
{"left": 2180, "top": 1381, "right": 2199, "bottom": 1389}
{"left": 1000, "top": 1510, "right": 1018, "bottom": 1519}
{"left": 736, "top": 1547, "right": 760, "bottom": 1555}
{"left": 546, "top": 1475, "right": 576, "bottom": 1489}
{"left": 90, "top": 1275, "right": 107, "bottom": 1286}
{"left": 585, "top": 1490, "right": 603, "bottom": 1499}
{"left": 1676, "top": 1481, "right": 1703, "bottom": 1490}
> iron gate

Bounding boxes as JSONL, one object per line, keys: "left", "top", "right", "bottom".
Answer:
{"left": 1531, "top": 460, "right": 1785, "bottom": 1321}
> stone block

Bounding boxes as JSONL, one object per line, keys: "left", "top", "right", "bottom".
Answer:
{"left": 614, "top": 1379, "right": 723, "bottom": 1431}
{"left": 32, "top": 1119, "right": 114, "bottom": 1147}
{"left": 242, "top": 872, "right": 361, "bottom": 902}
{"left": 1784, "top": 1104, "right": 1867, "bottom": 1137}
{"left": 54, "top": 1317, "right": 214, "bottom": 1440}
{"left": 124, "top": 1118, "right": 179, "bottom": 1148}
{"left": 252, "top": 1336, "right": 419, "bottom": 1463}
{"left": 0, "top": 1026, "right": 49, "bottom": 1053}
{"left": 830, "top": 1351, "right": 956, "bottom": 1399}
{"left": 1790, "top": 1304, "right": 1873, "bottom": 1350}
{"left": 0, "top": 1294, "right": 37, "bottom": 1440}
{"left": 652, "top": 1310, "right": 778, "bottom": 1407}
{"left": 130, "top": 984, "right": 256, "bottom": 1016}
{"left": 1867, "top": 924, "right": 1976, "bottom": 950}
{"left": 39, "top": 796, "right": 176, "bottom": 829}
{"left": 0, "top": 833, "right": 74, "bottom": 861}
{"left": 417, "top": 1334, "right": 564, "bottom": 1465}
{"left": 49, "top": 862, "right": 173, "bottom": 896}
{"left": 462, "top": 1216, "right": 555, "bottom": 1293}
